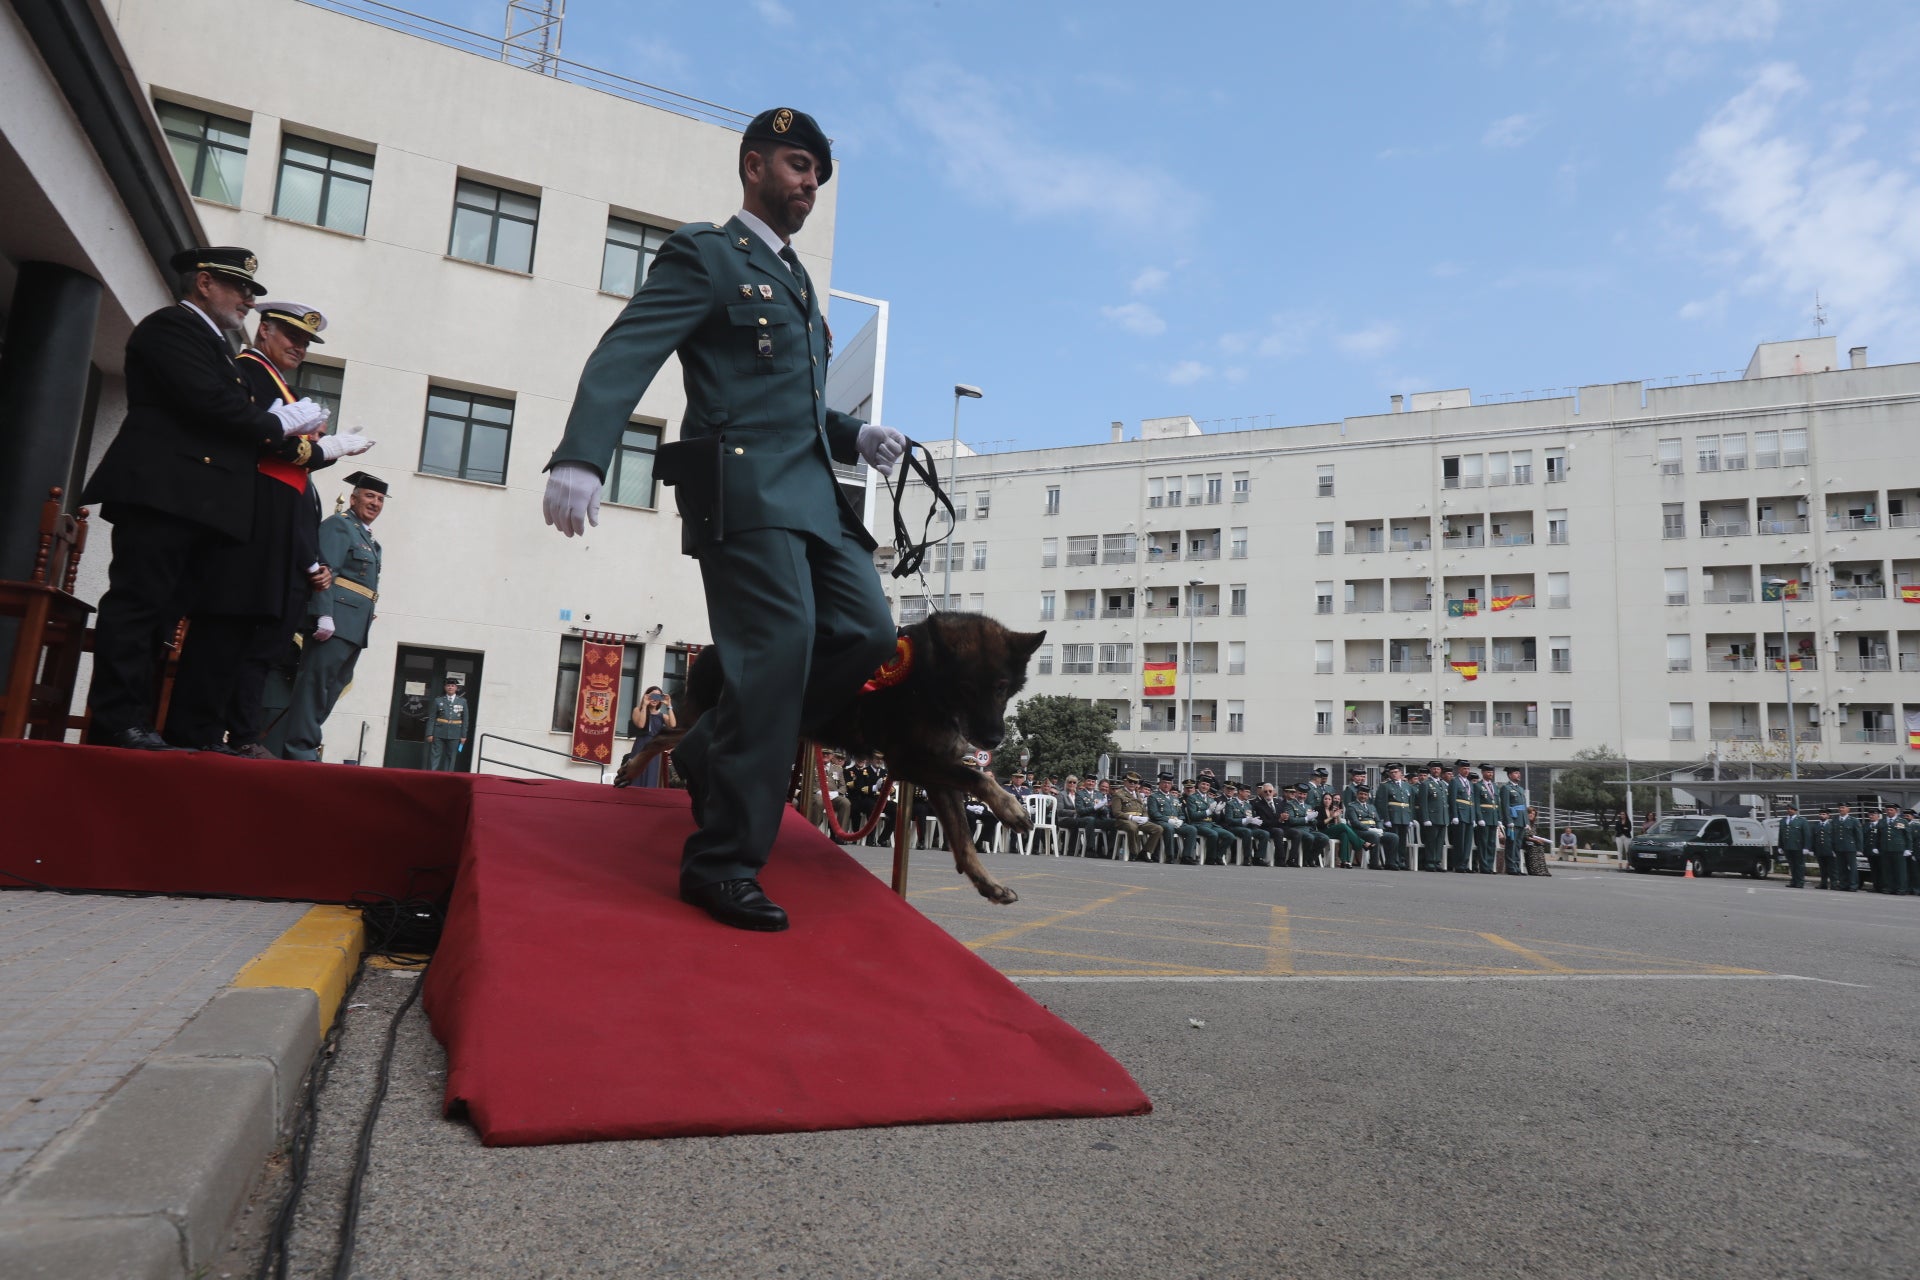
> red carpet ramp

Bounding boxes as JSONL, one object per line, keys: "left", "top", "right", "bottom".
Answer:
{"left": 423, "top": 780, "right": 1152, "bottom": 1143}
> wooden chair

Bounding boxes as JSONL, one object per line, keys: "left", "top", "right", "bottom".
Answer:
{"left": 0, "top": 488, "right": 93, "bottom": 740}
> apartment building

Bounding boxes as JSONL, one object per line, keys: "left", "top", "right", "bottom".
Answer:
{"left": 877, "top": 338, "right": 1919, "bottom": 781}
{"left": 85, "top": 0, "right": 872, "bottom": 770}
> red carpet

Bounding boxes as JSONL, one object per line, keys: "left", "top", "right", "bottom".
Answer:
{"left": 422, "top": 782, "right": 1153, "bottom": 1143}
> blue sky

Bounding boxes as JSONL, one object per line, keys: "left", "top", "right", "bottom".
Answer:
{"left": 397, "top": 0, "right": 1920, "bottom": 452}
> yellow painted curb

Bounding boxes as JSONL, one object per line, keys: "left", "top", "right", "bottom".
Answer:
{"left": 233, "top": 905, "right": 366, "bottom": 1035}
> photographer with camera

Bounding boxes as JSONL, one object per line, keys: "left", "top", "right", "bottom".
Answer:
{"left": 615, "top": 686, "right": 678, "bottom": 789}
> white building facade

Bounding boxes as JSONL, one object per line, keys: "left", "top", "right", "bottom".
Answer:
{"left": 878, "top": 338, "right": 1920, "bottom": 783}
{"left": 91, "top": 0, "right": 866, "bottom": 772}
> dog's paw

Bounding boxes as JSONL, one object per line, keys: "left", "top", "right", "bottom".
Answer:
{"left": 972, "top": 876, "right": 1018, "bottom": 906}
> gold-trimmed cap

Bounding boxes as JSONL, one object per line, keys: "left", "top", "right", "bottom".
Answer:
{"left": 168, "top": 245, "right": 266, "bottom": 295}
{"left": 255, "top": 300, "right": 328, "bottom": 344}
{"left": 742, "top": 107, "right": 832, "bottom": 183}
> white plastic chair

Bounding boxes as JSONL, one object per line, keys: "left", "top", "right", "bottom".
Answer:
{"left": 1013, "top": 793, "right": 1059, "bottom": 856}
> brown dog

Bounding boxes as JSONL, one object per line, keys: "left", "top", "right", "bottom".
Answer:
{"left": 617, "top": 612, "right": 1046, "bottom": 905}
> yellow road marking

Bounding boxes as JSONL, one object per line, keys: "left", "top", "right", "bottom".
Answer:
{"left": 1266, "top": 905, "right": 1293, "bottom": 975}
{"left": 990, "top": 945, "right": 1238, "bottom": 973}
{"left": 1478, "top": 931, "right": 1573, "bottom": 973}
{"left": 963, "top": 885, "right": 1146, "bottom": 951}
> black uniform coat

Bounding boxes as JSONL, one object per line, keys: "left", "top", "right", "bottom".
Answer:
{"left": 81, "top": 303, "right": 298, "bottom": 541}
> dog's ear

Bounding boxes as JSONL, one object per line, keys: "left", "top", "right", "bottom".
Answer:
{"left": 1012, "top": 629, "right": 1047, "bottom": 661}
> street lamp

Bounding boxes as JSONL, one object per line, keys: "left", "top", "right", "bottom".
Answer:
{"left": 1184, "top": 577, "right": 1203, "bottom": 781}
{"left": 1766, "top": 578, "right": 1799, "bottom": 781}
{"left": 944, "top": 384, "right": 983, "bottom": 607}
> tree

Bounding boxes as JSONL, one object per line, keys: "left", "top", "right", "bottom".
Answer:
{"left": 1552, "top": 746, "right": 1658, "bottom": 823}
{"left": 1006, "top": 695, "right": 1121, "bottom": 781}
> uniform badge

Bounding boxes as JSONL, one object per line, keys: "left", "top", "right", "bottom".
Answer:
{"left": 739, "top": 284, "right": 753, "bottom": 297}
{"left": 737, "top": 237, "right": 751, "bottom": 247}
{"left": 773, "top": 108, "right": 794, "bottom": 134}
{"left": 757, "top": 332, "right": 774, "bottom": 359}
{"left": 243, "top": 254, "right": 258, "bottom": 273}
{"left": 758, "top": 284, "right": 774, "bottom": 300}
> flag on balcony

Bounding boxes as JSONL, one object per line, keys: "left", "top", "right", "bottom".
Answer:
{"left": 1143, "top": 661, "right": 1177, "bottom": 698}
{"left": 1446, "top": 599, "right": 1479, "bottom": 617}
{"left": 1771, "top": 657, "right": 1805, "bottom": 672}
{"left": 1449, "top": 661, "right": 1479, "bottom": 680}
{"left": 1761, "top": 579, "right": 1802, "bottom": 601}
{"left": 1898, "top": 585, "right": 1920, "bottom": 604}
{"left": 1489, "top": 594, "right": 1533, "bottom": 612}
{"left": 1908, "top": 709, "right": 1920, "bottom": 749}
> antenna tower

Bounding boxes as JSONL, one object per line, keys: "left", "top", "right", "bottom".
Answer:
{"left": 503, "top": 0, "right": 565, "bottom": 76}
{"left": 1813, "top": 290, "right": 1827, "bottom": 337}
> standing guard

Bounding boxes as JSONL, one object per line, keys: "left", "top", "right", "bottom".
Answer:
{"left": 426, "top": 676, "right": 469, "bottom": 771}
{"left": 1497, "top": 766, "right": 1530, "bottom": 876}
{"left": 271, "top": 471, "right": 386, "bottom": 760}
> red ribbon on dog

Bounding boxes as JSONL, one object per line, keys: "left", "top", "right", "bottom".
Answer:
{"left": 860, "top": 635, "right": 913, "bottom": 695}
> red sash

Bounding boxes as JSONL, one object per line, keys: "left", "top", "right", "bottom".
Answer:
{"left": 241, "top": 350, "right": 312, "bottom": 492}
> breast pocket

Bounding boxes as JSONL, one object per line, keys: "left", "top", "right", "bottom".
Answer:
{"left": 726, "top": 303, "right": 798, "bottom": 375}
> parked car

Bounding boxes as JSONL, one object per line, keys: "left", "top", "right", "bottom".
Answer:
{"left": 1627, "top": 816, "right": 1774, "bottom": 878}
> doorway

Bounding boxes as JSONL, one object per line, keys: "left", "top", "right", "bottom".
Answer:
{"left": 386, "top": 646, "right": 483, "bottom": 771}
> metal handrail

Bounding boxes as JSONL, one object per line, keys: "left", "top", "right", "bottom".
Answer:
{"left": 477, "top": 732, "right": 612, "bottom": 784}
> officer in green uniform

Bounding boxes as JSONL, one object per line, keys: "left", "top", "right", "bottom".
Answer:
{"left": 1830, "top": 802, "right": 1864, "bottom": 891}
{"left": 1473, "top": 763, "right": 1501, "bottom": 873}
{"left": 1871, "top": 801, "right": 1909, "bottom": 896}
{"left": 1057, "top": 775, "right": 1099, "bottom": 856}
{"left": 1149, "top": 772, "right": 1197, "bottom": 864}
{"left": 426, "top": 676, "right": 469, "bottom": 771}
{"left": 1809, "top": 806, "right": 1835, "bottom": 889}
{"left": 1377, "top": 764, "right": 1416, "bottom": 871}
{"left": 1183, "top": 778, "right": 1234, "bottom": 865}
{"left": 1282, "top": 784, "right": 1331, "bottom": 867}
{"left": 1219, "top": 781, "right": 1273, "bottom": 866}
{"left": 1776, "top": 802, "right": 1808, "bottom": 888}
{"left": 1415, "top": 761, "right": 1449, "bottom": 871}
{"left": 1109, "top": 772, "right": 1163, "bottom": 863}
{"left": 1346, "top": 785, "right": 1397, "bottom": 869}
{"left": 271, "top": 471, "right": 385, "bottom": 761}
{"left": 1497, "top": 766, "right": 1530, "bottom": 876}
{"left": 540, "top": 109, "right": 902, "bottom": 932}
{"left": 1448, "top": 761, "right": 1476, "bottom": 872}
{"left": 1306, "top": 767, "right": 1332, "bottom": 810}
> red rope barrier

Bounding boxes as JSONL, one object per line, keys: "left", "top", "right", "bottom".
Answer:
{"left": 816, "top": 753, "right": 892, "bottom": 843}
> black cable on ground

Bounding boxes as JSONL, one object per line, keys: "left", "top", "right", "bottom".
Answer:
{"left": 330, "top": 957, "right": 427, "bottom": 1280}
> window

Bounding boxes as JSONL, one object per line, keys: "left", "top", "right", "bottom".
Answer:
{"left": 1067, "top": 534, "right": 1098, "bottom": 566}
{"left": 1668, "top": 702, "right": 1695, "bottom": 741}
{"left": 1754, "top": 430, "right": 1779, "bottom": 468}
{"left": 1722, "top": 433, "right": 1747, "bottom": 471}
{"left": 1547, "top": 509, "right": 1568, "bottom": 545}
{"left": 1229, "top": 585, "right": 1247, "bottom": 617}
{"left": 1187, "top": 474, "right": 1204, "bottom": 506}
{"left": 1459, "top": 454, "right": 1484, "bottom": 488}
{"left": 1148, "top": 476, "right": 1165, "bottom": 508}
{"left": 1664, "top": 568, "right": 1688, "bottom": 606}
{"left": 1551, "top": 704, "right": 1572, "bottom": 738}
{"left": 1696, "top": 435, "right": 1720, "bottom": 472}
{"left": 1061, "top": 644, "right": 1095, "bottom": 675}
{"left": 1098, "top": 643, "right": 1133, "bottom": 673}
{"left": 1228, "top": 640, "right": 1246, "bottom": 674}
{"left": 1232, "top": 471, "right": 1250, "bottom": 502}
{"left": 551, "top": 637, "right": 645, "bottom": 736}
{"left": 1547, "top": 572, "right": 1570, "bottom": 609}
{"left": 1662, "top": 503, "right": 1686, "bottom": 539}
{"left": 1545, "top": 447, "right": 1568, "bottom": 482}
{"left": 1667, "top": 634, "right": 1690, "bottom": 672}
{"left": 1206, "top": 474, "right": 1223, "bottom": 504}
{"left": 1040, "top": 537, "right": 1058, "bottom": 568}
{"left": 935, "top": 541, "right": 964, "bottom": 574}
{"left": 952, "top": 498, "right": 966, "bottom": 521}
{"left": 1165, "top": 477, "right": 1182, "bottom": 507}
{"left": 600, "top": 216, "right": 669, "bottom": 295}
{"left": 967, "top": 593, "right": 984, "bottom": 613}
{"left": 1230, "top": 527, "right": 1248, "bottom": 559}
{"left": 1044, "top": 485, "right": 1061, "bottom": 515}
{"left": 1315, "top": 582, "right": 1333, "bottom": 615}
{"left": 1442, "top": 456, "right": 1460, "bottom": 488}
{"left": 1316, "top": 522, "right": 1334, "bottom": 555}
{"left": 158, "top": 101, "right": 249, "bottom": 203}
{"left": 1040, "top": 591, "right": 1055, "bottom": 621}
{"left": 968, "top": 541, "right": 987, "bottom": 571}
{"left": 271, "top": 135, "right": 374, "bottom": 234}
{"left": 1099, "top": 699, "right": 1131, "bottom": 731}
{"left": 1550, "top": 637, "right": 1571, "bottom": 673}
{"left": 1512, "top": 450, "right": 1533, "bottom": 484}
{"left": 1314, "top": 640, "right": 1334, "bottom": 674}
{"left": 449, "top": 178, "right": 538, "bottom": 272}
{"left": 420, "top": 386, "right": 513, "bottom": 484}
{"left": 290, "top": 361, "right": 344, "bottom": 422}
{"left": 1036, "top": 644, "right": 1053, "bottom": 675}
{"left": 1227, "top": 700, "right": 1245, "bottom": 733}
{"left": 1316, "top": 464, "right": 1334, "bottom": 497}
{"left": 975, "top": 491, "right": 990, "bottom": 519}
{"left": 1658, "top": 438, "right": 1682, "bottom": 475}
{"left": 607, "top": 424, "right": 661, "bottom": 507}
{"left": 1488, "top": 452, "right": 1510, "bottom": 486}
{"left": 1781, "top": 427, "right": 1808, "bottom": 465}
{"left": 1101, "top": 532, "right": 1137, "bottom": 564}
{"left": 1315, "top": 701, "right": 1333, "bottom": 735}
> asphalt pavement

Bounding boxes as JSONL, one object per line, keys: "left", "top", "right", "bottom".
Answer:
{"left": 246, "top": 856, "right": 1920, "bottom": 1279}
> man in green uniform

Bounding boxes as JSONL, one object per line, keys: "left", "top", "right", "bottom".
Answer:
{"left": 1148, "top": 772, "right": 1197, "bottom": 864}
{"left": 1182, "top": 778, "right": 1234, "bottom": 865}
{"left": 1871, "top": 801, "right": 1909, "bottom": 896}
{"left": 1830, "top": 802, "right": 1864, "bottom": 891}
{"left": 426, "top": 676, "right": 469, "bottom": 771}
{"left": 1057, "top": 775, "right": 1098, "bottom": 856}
{"left": 1497, "top": 766, "right": 1530, "bottom": 876}
{"left": 1449, "top": 761, "right": 1476, "bottom": 873}
{"left": 1282, "top": 784, "right": 1331, "bottom": 867}
{"left": 1346, "top": 785, "right": 1397, "bottom": 869}
{"left": 1219, "top": 781, "right": 1273, "bottom": 866}
{"left": 1377, "top": 764, "right": 1417, "bottom": 871}
{"left": 1415, "top": 761, "right": 1449, "bottom": 871}
{"left": 540, "top": 109, "right": 902, "bottom": 932}
{"left": 1306, "top": 767, "right": 1332, "bottom": 810}
{"left": 1776, "top": 802, "right": 1808, "bottom": 888}
{"left": 1809, "top": 806, "right": 1835, "bottom": 889}
{"left": 271, "top": 471, "right": 385, "bottom": 761}
{"left": 1473, "top": 763, "right": 1501, "bottom": 873}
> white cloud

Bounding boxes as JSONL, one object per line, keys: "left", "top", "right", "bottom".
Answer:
{"left": 1670, "top": 62, "right": 1920, "bottom": 344}
{"left": 1101, "top": 302, "right": 1167, "bottom": 337}
{"left": 752, "top": 0, "right": 796, "bottom": 26}
{"left": 1482, "top": 113, "right": 1540, "bottom": 149}
{"left": 896, "top": 65, "right": 1201, "bottom": 241}
{"left": 1130, "top": 266, "right": 1169, "bottom": 296}
{"left": 1335, "top": 323, "right": 1402, "bottom": 358}
{"left": 1167, "top": 360, "right": 1212, "bottom": 386}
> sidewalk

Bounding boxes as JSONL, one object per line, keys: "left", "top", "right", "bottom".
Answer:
{"left": 0, "top": 892, "right": 363, "bottom": 1279}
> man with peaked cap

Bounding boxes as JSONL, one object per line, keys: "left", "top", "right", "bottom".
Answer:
{"left": 426, "top": 675, "right": 470, "bottom": 772}
{"left": 1775, "top": 801, "right": 1808, "bottom": 888}
{"left": 1870, "top": 800, "right": 1909, "bottom": 896}
{"left": 1473, "top": 763, "right": 1501, "bottom": 873}
{"left": 271, "top": 471, "right": 386, "bottom": 761}
{"left": 1809, "top": 806, "right": 1835, "bottom": 889}
{"left": 1109, "top": 771, "right": 1163, "bottom": 862}
{"left": 167, "top": 301, "right": 373, "bottom": 754}
{"left": 1220, "top": 780, "right": 1274, "bottom": 866}
{"left": 81, "top": 247, "right": 332, "bottom": 750}
{"left": 1415, "top": 761, "right": 1449, "bottom": 870}
{"left": 540, "top": 108, "right": 908, "bottom": 931}
{"left": 1448, "top": 760, "right": 1476, "bottom": 872}
{"left": 1376, "top": 764, "right": 1416, "bottom": 870}
{"left": 1830, "top": 801, "right": 1864, "bottom": 891}
{"left": 1148, "top": 771, "right": 1198, "bottom": 864}
{"left": 1497, "top": 765, "right": 1530, "bottom": 876}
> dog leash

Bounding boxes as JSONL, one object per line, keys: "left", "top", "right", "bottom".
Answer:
{"left": 888, "top": 439, "right": 956, "bottom": 605}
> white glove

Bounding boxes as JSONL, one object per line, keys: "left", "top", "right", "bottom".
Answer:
{"left": 270, "top": 398, "right": 327, "bottom": 437}
{"left": 856, "top": 423, "right": 906, "bottom": 476}
{"left": 543, "top": 463, "right": 603, "bottom": 538}
{"left": 1476, "top": 820, "right": 1486, "bottom": 827}
{"left": 317, "top": 430, "right": 373, "bottom": 461}
{"left": 1450, "top": 818, "right": 1459, "bottom": 825}
{"left": 313, "top": 616, "right": 336, "bottom": 642}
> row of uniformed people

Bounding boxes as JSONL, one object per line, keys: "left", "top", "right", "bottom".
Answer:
{"left": 1776, "top": 801, "right": 1916, "bottom": 893}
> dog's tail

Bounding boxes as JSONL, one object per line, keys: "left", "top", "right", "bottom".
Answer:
{"left": 613, "top": 645, "right": 721, "bottom": 787}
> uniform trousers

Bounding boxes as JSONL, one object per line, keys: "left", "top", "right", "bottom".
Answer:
{"left": 1225, "top": 823, "right": 1273, "bottom": 864}
{"left": 89, "top": 506, "right": 233, "bottom": 737}
{"left": 1783, "top": 848, "right": 1805, "bottom": 887}
{"left": 1814, "top": 851, "right": 1835, "bottom": 889}
{"left": 427, "top": 736, "right": 463, "bottom": 771}
{"left": 1877, "top": 849, "right": 1908, "bottom": 895}
{"left": 671, "top": 525, "right": 895, "bottom": 891}
{"left": 1448, "top": 821, "right": 1473, "bottom": 871}
{"left": 1418, "top": 822, "right": 1444, "bottom": 870}
{"left": 1386, "top": 823, "right": 1413, "bottom": 870}
{"left": 165, "top": 613, "right": 263, "bottom": 748}
{"left": 1502, "top": 822, "right": 1528, "bottom": 875}
{"left": 1474, "top": 821, "right": 1498, "bottom": 873}
{"left": 271, "top": 636, "right": 362, "bottom": 760}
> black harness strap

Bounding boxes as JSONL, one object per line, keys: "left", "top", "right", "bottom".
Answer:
{"left": 888, "top": 439, "right": 956, "bottom": 581}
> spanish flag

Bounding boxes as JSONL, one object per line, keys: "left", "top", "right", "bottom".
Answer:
{"left": 1450, "top": 661, "right": 1480, "bottom": 681}
{"left": 1908, "top": 710, "right": 1920, "bottom": 749}
{"left": 1771, "top": 657, "right": 1805, "bottom": 672}
{"left": 1143, "top": 661, "right": 1177, "bottom": 698}
{"left": 1899, "top": 584, "right": 1920, "bottom": 604}
{"left": 1489, "top": 594, "right": 1532, "bottom": 612}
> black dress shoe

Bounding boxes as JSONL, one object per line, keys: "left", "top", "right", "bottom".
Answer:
{"left": 680, "top": 878, "right": 789, "bottom": 932}
{"left": 106, "top": 727, "right": 186, "bottom": 752}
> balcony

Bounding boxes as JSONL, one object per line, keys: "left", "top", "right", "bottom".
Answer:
{"left": 1315, "top": 600, "right": 1334, "bottom": 615}
{"left": 1662, "top": 526, "right": 1686, "bottom": 541}
{"left": 1443, "top": 475, "right": 1484, "bottom": 490}
{"left": 1098, "top": 660, "right": 1133, "bottom": 674}
{"left": 1188, "top": 547, "right": 1222, "bottom": 562}
{"left": 1102, "top": 605, "right": 1135, "bottom": 619}
{"left": 1700, "top": 590, "right": 1754, "bottom": 604}
{"left": 1139, "top": 722, "right": 1175, "bottom": 734}
{"left": 1066, "top": 550, "right": 1098, "bottom": 567}
{"left": 1389, "top": 659, "right": 1432, "bottom": 673}
{"left": 1756, "top": 517, "right": 1809, "bottom": 534}
{"left": 1492, "top": 533, "right": 1534, "bottom": 548}
{"left": 1346, "top": 659, "right": 1385, "bottom": 673}
{"left": 1547, "top": 530, "right": 1569, "bottom": 545}
{"left": 1833, "top": 656, "right": 1893, "bottom": 672}
{"left": 1513, "top": 465, "right": 1534, "bottom": 484}
{"left": 1060, "top": 660, "right": 1094, "bottom": 675}
{"left": 1666, "top": 592, "right": 1689, "bottom": 606}
{"left": 1488, "top": 660, "right": 1537, "bottom": 673}
{"left": 1704, "top": 656, "right": 1759, "bottom": 672}
{"left": 1146, "top": 604, "right": 1181, "bottom": 618}
{"left": 1146, "top": 545, "right": 1181, "bottom": 562}
{"left": 1782, "top": 448, "right": 1809, "bottom": 465}
{"left": 1345, "top": 722, "right": 1386, "bottom": 735}
{"left": 1390, "top": 722, "right": 1433, "bottom": 736}
{"left": 1891, "top": 512, "right": 1920, "bottom": 529}
{"left": 1188, "top": 661, "right": 1218, "bottom": 674}
{"left": 1768, "top": 728, "right": 1822, "bottom": 744}
{"left": 1344, "top": 601, "right": 1385, "bottom": 614}
{"left": 1493, "top": 724, "right": 1539, "bottom": 737}
{"left": 1101, "top": 548, "right": 1136, "bottom": 565}
{"left": 1827, "top": 514, "right": 1880, "bottom": 532}
{"left": 1670, "top": 727, "right": 1695, "bottom": 741}
{"left": 1452, "top": 723, "right": 1489, "bottom": 737}
{"left": 1904, "top": 654, "right": 1920, "bottom": 672}
{"left": 1187, "top": 604, "right": 1220, "bottom": 617}
{"left": 1187, "top": 720, "right": 1218, "bottom": 734}
{"left": 1390, "top": 537, "right": 1433, "bottom": 552}
{"left": 1830, "top": 585, "right": 1887, "bottom": 601}
{"left": 1765, "top": 654, "right": 1817, "bottom": 671}
{"left": 1443, "top": 532, "right": 1487, "bottom": 549}
{"left": 1702, "top": 521, "right": 1751, "bottom": 538}
{"left": 1068, "top": 608, "right": 1095, "bottom": 620}
{"left": 1841, "top": 727, "right": 1898, "bottom": 744}
{"left": 1345, "top": 537, "right": 1385, "bottom": 555}
{"left": 1668, "top": 658, "right": 1691, "bottom": 672}
{"left": 1709, "top": 727, "right": 1762, "bottom": 742}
